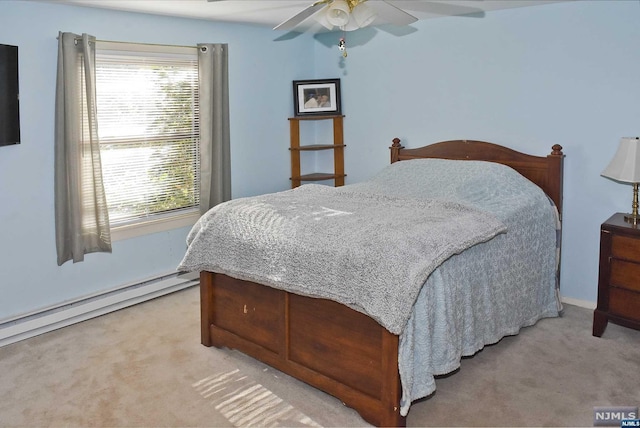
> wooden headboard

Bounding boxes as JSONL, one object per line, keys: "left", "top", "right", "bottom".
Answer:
{"left": 389, "top": 138, "right": 565, "bottom": 219}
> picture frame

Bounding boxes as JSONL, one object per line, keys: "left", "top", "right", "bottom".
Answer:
{"left": 292, "top": 78, "right": 342, "bottom": 117}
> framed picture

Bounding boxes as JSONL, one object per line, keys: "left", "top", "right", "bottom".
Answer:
{"left": 292, "top": 78, "right": 342, "bottom": 117}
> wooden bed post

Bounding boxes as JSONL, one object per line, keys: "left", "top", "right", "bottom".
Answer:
{"left": 547, "top": 144, "right": 565, "bottom": 220}
{"left": 390, "top": 138, "right": 403, "bottom": 163}
{"left": 380, "top": 330, "right": 406, "bottom": 427}
{"left": 200, "top": 271, "right": 214, "bottom": 347}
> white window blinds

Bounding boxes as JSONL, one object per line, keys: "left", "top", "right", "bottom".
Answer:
{"left": 95, "top": 42, "right": 200, "bottom": 226}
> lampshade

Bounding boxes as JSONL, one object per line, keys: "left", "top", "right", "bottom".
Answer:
{"left": 326, "top": 0, "right": 350, "bottom": 27}
{"left": 601, "top": 137, "right": 640, "bottom": 183}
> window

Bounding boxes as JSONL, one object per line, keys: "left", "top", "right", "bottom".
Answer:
{"left": 95, "top": 42, "right": 200, "bottom": 240}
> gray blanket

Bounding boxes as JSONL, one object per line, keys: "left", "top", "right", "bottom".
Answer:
{"left": 178, "top": 183, "right": 506, "bottom": 334}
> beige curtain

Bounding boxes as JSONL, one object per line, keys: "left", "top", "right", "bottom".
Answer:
{"left": 54, "top": 32, "right": 111, "bottom": 266}
{"left": 197, "top": 43, "right": 231, "bottom": 213}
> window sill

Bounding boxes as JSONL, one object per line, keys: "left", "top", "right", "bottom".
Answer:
{"left": 110, "top": 210, "right": 200, "bottom": 242}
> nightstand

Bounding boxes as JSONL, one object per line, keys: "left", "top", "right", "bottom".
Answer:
{"left": 593, "top": 213, "right": 640, "bottom": 337}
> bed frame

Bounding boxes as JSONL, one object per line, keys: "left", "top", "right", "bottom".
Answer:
{"left": 199, "top": 139, "right": 565, "bottom": 427}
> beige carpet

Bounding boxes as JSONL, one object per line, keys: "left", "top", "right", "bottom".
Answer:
{"left": 0, "top": 286, "right": 638, "bottom": 427}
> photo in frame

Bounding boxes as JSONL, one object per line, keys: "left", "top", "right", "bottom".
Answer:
{"left": 292, "top": 78, "right": 342, "bottom": 117}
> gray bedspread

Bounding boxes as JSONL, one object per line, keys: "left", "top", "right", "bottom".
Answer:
{"left": 178, "top": 183, "right": 506, "bottom": 334}
{"left": 178, "top": 158, "right": 561, "bottom": 417}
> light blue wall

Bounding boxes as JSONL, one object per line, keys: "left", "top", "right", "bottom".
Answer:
{"left": 0, "top": 1, "right": 314, "bottom": 319}
{"left": 311, "top": 0, "right": 640, "bottom": 304}
{"left": 0, "top": 1, "right": 636, "bottom": 320}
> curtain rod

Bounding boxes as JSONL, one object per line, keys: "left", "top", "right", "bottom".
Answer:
{"left": 56, "top": 35, "right": 196, "bottom": 50}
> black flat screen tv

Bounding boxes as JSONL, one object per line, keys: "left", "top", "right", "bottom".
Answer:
{"left": 0, "top": 43, "right": 20, "bottom": 146}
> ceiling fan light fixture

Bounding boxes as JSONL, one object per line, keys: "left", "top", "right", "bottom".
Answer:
{"left": 314, "top": 9, "right": 334, "bottom": 30}
{"left": 342, "top": 15, "right": 360, "bottom": 31}
{"left": 326, "top": 0, "right": 350, "bottom": 27}
{"left": 352, "top": 3, "right": 376, "bottom": 28}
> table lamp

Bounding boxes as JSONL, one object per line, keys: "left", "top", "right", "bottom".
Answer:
{"left": 601, "top": 137, "right": 640, "bottom": 224}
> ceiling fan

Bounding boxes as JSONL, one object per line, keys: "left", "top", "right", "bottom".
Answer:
{"left": 275, "top": 0, "right": 485, "bottom": 31}
{"left": 207, "top": 1, "right": 484, "bottom": 32}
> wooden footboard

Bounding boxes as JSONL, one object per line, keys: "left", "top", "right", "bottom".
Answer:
{"left": 200, "top": 271, "right": 405, "bottom": 427}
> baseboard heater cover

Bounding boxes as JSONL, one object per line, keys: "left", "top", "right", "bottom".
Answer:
{"left": 0, "top": 271, "right": 198, "bottom": 348}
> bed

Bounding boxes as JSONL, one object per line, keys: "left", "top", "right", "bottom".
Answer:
{"left": 178, "top": 138, "right": 565, "bottom": 427}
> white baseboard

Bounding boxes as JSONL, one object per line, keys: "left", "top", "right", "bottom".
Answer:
{"left": 560, "top": 296, "right": 597, "bottom": 310}
{"left": 0, "top": 271, "right": 199, "bottom": 348}
{"left": 0, "top": 275, "right": 595, "bottom": 348}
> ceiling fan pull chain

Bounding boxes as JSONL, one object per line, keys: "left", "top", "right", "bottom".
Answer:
{"left": 339, "top": 36, "right": 347, "bottom": 57}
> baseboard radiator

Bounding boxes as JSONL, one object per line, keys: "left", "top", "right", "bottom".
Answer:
{"left": 0, "top": 271, "right": 199, "bottom": 348}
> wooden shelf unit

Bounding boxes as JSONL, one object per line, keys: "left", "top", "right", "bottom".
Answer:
{"left": 289, "top": 115, "right": 345, "bottom": 188}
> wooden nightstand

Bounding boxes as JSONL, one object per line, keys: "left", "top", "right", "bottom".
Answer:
{"left": 593, "top": 213, "right": 640, "bottom": 336}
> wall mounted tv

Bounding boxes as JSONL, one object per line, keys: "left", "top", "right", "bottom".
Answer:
{"left": 0, "top": 43, "right": 20, "bottom": 146}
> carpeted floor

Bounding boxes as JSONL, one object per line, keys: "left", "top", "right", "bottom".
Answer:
{"left": 0, "top": 286, "right": 638, "bottom": 427}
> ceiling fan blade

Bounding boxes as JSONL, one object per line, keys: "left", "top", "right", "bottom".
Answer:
{"left": 395, "top": 1, "right": 485, "bottom": 18}
{"left": 273, "top": 0, "right": 329, "bottom": 31}
{"left": 367, "top": 1, "right": 418, "bottom": 26}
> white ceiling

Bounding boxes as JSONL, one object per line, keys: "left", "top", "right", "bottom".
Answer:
{"left": 32, "top": 0, "right": 573, "bottom": 32}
